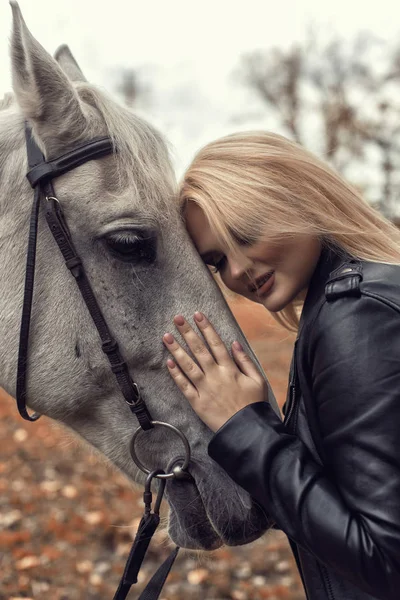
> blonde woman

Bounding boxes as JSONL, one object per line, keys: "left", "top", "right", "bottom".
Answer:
{"left": 162, "top": 131, "right": 400, "bottom": 600}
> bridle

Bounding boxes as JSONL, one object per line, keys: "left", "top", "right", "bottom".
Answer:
{"left": 15, "top": 124, "right": 192, "bottom": 599}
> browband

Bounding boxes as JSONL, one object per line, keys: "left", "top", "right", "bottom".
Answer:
{"left": 26, "top": 136, "right": 115, "bottom": 188}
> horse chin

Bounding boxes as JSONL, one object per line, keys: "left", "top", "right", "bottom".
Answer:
{"left": 165, "top": 474, "right": 223, "bottom": 550}
{"left": 164, "top": 459, "right": 270, "bottom": 551}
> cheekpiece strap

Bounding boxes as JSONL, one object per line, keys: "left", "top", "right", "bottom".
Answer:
{"left": 18, "top": 125, "right": 153, "bottom": 429}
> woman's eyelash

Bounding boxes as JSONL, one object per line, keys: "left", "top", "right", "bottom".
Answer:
{"left": 208, "top": 256, "right": 227, "bottom": 273}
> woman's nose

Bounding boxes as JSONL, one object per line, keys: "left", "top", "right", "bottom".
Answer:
{"left": 229, "top": 256, "right": 251, "bottom": 280}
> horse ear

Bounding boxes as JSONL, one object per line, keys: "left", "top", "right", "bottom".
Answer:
{"left": 10, "top": 1, "right": 87, "bottom": 148}
{"left": 54, "top": 45, "right": 87, "bottom": 83}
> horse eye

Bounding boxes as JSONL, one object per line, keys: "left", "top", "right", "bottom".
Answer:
{"left": 104, "top": 229, "right": 157, "bottom": 264}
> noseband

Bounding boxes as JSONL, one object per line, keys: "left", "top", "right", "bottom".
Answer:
{"left": 15, "top": 125, "right": 191, "bottom": 599}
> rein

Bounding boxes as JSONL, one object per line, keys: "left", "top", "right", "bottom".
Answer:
{"left": 15, "top": 124, "right": 191, "bottom": 599}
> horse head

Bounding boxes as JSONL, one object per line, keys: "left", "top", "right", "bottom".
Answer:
{"left": 0, "top": 2, "right": 279, "bottom": 551}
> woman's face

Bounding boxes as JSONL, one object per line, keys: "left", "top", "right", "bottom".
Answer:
{"left": 184, "top": 203, "right": 322, "bottom": 312}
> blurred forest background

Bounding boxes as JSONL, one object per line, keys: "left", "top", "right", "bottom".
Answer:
{"left": 118, "top": 29, "right": 400, "bottom": 220}
{"left": 2, "top": 1, "right": 400, "bottom": 598}
{"left": 103, "top": 27, "right": 400, "bottom": 221}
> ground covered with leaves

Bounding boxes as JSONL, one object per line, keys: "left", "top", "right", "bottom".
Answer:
{"left": 1, "top": 301, "right": 305, "bottom": 600}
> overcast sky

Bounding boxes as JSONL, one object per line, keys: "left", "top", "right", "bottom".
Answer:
{"left": 1, "top": 0, "right": 400, "bottom": 177}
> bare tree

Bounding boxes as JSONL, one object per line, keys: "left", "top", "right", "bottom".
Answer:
{"left": 238, "top": 31, "right": 400, "bottom": 218}
{"left": 117, "top": 68, "right": 140, "bottom": 108}
{"left": 110, "top": 67, "right": 152, "bottom": 111}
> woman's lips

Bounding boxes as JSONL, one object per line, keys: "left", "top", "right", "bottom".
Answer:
{"left": 249, "top": 271, "right": 274, "bottom": 292}
{"left": 255, "top": 272, "right": 275, "bottom": 297}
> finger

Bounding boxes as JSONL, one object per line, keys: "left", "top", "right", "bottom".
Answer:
{"left": 166, "top": 359, "right": 198, "bottom": 402}
{"left": 163, "top": 332, "right": 204, "bottom": 384}
{"left": 192, "top": 312, "right": 232, "bottom": 366}
{"left": 172, "top": 315, "right": 216, "bottom": 370}
{"left": 232, "top": 341, "right": 264, "bottom": 381}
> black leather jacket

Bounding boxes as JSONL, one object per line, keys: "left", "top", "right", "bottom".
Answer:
{"left": 208, "top": 247, "right": 400, "bottom": 600}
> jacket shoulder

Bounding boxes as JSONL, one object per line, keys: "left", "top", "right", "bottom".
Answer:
{"left": 324, "top": 258, "right": 400, "bottom": 312}
{"left": 300, "top": 258, "right": 400, "bottom": 350}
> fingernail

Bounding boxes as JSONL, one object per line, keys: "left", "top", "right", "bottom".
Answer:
{"left": 167, "top": 359, "right": 176, "bottom": 368}
{"left": 233, "top": 341, "right": 244, "bottom": 351}
{"left": 163, "top": 333, "right": 174, "bottom": 344}
{"left": 174, "top": 315, "right": 185, "bottom": 326}
{"left": 194, "top": 312, "right": 204, "bottom": 321}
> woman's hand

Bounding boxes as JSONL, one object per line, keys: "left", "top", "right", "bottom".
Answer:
{"left": 162, "top": 312, "right": 268, "bottom": 432}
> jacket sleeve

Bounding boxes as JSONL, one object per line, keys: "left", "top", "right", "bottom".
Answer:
{"left": 208, "top": 294, "right": 400, "bottom": 600}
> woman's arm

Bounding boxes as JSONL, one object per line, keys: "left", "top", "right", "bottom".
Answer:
{"left": 208, "top": 294, "right": 400, "bottom": 600}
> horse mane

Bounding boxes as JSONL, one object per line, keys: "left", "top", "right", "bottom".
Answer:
{"left": 0, "top": 82, "right": 176, "bottom": 218}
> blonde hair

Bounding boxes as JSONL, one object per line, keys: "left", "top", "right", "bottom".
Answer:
{"left": 179, "top": 131, "right": 400, "bottom": 332}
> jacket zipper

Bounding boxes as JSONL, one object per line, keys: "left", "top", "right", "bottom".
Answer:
{"left": 320, "top": 563, "right": 335, "bottom": 600}
{"left": 284, "top": 338, "right": 336, "bottom": 600}
{"left": 284, "top": 339, "right": 298, "bottom": 427}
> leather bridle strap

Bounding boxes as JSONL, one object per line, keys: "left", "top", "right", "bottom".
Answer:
{"left": 16, "top": 186, "right": 41, "bottom": 421}
{"left": 26, "top": 136, "right": 115, "bottom": 187}
{"left": 17, "top": 126, "right": 153, "bottom": 430}
{"left": 113, "top": 471, "right": 180, "bottom": 600}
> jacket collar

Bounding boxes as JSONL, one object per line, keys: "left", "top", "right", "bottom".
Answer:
{"left": 299, "top": 245, "right": 348, "bottom": 334}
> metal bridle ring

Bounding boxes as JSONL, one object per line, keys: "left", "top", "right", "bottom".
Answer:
{"left": 129, "top": 421, "right": 191, "bottom": 479}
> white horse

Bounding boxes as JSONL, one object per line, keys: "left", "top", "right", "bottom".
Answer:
{"left": 0, "top": 2, "right": 279, "bottom": 552}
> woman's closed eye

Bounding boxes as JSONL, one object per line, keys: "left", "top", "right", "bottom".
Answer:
{"left": 206, "top": 255, "right": 227, "bottom": 273}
